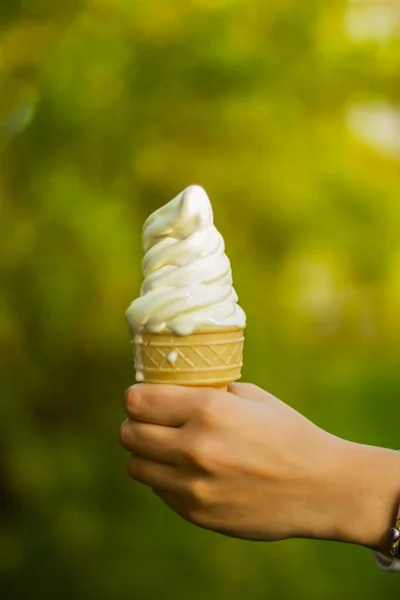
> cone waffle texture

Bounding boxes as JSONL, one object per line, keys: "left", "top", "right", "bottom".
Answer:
{"left": 133, "top": 326, "right": 244, "bottom": 389}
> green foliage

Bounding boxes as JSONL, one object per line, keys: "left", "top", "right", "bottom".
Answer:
{"left": 1, "top": 1, "right": 399, "bottom": 598}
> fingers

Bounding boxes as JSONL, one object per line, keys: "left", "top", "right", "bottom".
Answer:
{"left": 126, "top": 454, "right": 178, "bottom": 491}
{"left": 124, "top": 384, "right": 215, "bottom": 426}
{"left": 120, "top": 419, "right": 180, "bottom": 463}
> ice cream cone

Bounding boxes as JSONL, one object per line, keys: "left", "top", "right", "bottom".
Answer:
{"left": 133, "top": 326, "right": 244, "bottom": 390}
{"left": 126, "top": 186, "right": 247, "bottom": 389}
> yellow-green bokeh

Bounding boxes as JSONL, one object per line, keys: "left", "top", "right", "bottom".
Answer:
{"left": 1, "top": 1, "right": 399, "bottom": 599}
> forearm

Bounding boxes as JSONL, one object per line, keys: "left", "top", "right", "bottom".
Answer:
{"left": 324, "top": 439, "right": 400, "bottom": 553}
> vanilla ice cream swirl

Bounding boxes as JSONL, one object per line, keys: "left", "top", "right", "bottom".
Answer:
{"left": 126, "top": 185, "right": 246, "bottom": 335}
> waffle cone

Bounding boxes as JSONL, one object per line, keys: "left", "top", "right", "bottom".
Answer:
{"left": 132, "top": 326, "right": 244, "bottom": 390}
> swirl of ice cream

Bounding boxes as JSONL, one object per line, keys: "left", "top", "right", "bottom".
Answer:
{"left": 125, "top": 185, "right": 246, "bottom": 336}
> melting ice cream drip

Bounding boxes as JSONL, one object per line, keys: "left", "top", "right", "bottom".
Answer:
{"left": 134, "top": 333, "right": 144, "bottom": 382}
{"left": 167, "top": 350, "right": 178, "bottom": 365}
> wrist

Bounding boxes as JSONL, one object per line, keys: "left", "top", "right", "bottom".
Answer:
{"left": 323, "top": 439, "right": 400, "bottom": 552}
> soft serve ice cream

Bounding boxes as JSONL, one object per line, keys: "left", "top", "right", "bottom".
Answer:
{"left": 126, "top": 185, "right": 246, "bottom": 337}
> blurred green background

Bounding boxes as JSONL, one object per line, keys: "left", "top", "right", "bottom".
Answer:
{"left": 1, "top": 0, "right": 400, "bottom": 598}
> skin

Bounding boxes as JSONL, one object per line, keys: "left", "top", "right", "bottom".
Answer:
{"left": 120, "top": 383, "right": 400, "bottom": 555}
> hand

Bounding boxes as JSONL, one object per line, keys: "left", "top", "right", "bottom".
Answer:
{"left": 120, "top": 383, "right": 347, "bottom": 542}
{"left": 120, "top": 383, "right": 400, "bottom": 550}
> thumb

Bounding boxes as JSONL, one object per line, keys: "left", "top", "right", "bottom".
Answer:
{"left": 228, "top": 382, "right": 277, "bottom": 405}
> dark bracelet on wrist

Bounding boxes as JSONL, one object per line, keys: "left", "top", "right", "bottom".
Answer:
{"left": 390, "top": 510, "right": 400, "bottom": 559}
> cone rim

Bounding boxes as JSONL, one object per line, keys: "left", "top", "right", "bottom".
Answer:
{"left": 138, "top": 325, "right": 245, "bottom": 337}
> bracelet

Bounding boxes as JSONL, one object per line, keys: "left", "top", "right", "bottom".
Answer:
{"left": 390, "top": 505, "right": 400, "bottom": 559}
